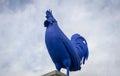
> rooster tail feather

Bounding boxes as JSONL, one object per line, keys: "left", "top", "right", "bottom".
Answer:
{"left": 71, "top": 34, "right": 89, "bottom": 64}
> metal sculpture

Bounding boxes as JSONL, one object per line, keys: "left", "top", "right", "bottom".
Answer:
{"left": 44, "top": 10, "right": 89, "bottom": 76}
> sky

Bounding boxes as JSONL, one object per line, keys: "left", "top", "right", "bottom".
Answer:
{"left": 0, "top": 0, "right": 120, "bottom": 76}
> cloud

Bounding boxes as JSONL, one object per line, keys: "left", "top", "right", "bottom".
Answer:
{"left": 0, "top": 0, "right": 32, "bottom": 13}
{"left": 0, "top": 0, "right": 120, "bottom": 76}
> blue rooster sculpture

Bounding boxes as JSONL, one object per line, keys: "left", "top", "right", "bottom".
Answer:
{"left": 44, "top": 10, "right": 89, "bottom": 76}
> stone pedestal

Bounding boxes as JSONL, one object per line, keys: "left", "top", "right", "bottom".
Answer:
{"left": 42, "top": 70, "right": 66, "bottom": 76}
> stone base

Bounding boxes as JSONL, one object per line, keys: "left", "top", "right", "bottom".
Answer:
{"left": 42, "top": 70, "right": 66, "bottom": 76}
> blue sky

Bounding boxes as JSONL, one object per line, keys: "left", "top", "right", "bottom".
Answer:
{"left": 0, "top": 0, "right": 120, "bottom": 76}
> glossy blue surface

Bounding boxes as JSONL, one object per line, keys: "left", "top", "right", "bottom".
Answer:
{"left": 44, "top": 10, "right": 89, "bottom": 76}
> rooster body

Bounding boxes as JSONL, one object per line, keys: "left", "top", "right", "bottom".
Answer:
{"left": 44, "top": 10, "right": 89, "bottom": 76}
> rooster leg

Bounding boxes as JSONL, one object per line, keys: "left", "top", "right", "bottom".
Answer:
{"left": 67, "top": 67, "right": 69, "bottom": 76}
